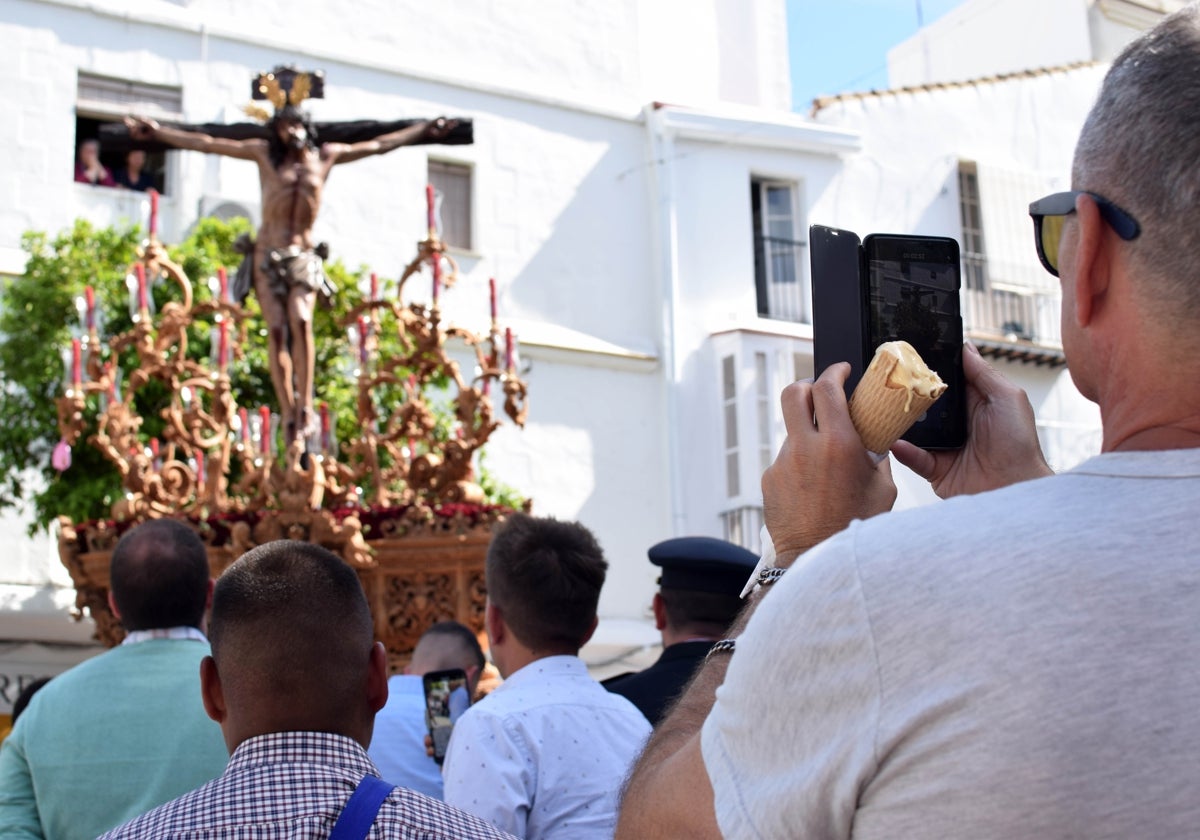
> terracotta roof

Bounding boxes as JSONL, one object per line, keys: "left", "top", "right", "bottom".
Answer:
{"left": 810, "top": 60, "right": 1100, "bottom": 116}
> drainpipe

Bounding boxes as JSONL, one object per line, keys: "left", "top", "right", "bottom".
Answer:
{"left": 644, "top": 104, "right": 687, "bottom": 537}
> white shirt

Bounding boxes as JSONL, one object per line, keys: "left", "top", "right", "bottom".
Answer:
{"left": 442, "top": 655, "right": 651, "bottom": 839}
{"left": 367, "top": 675, "right": 446, "bottom": 800}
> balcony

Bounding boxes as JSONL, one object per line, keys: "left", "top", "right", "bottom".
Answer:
{"left": 754, "top": 235, "right": 809, "bottom": 324}
{"left": 963, "top": 283, "right": 1065, "bottom": 367}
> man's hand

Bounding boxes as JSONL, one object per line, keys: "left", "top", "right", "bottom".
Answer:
{"left": 124, "top": 115, "right": 159, "bottom": 141}
{"left": 892, "top": 342, "right": 1053, "bottom": 497}
{"left": 420, "top": 117, "right": 458, "bottom": 143}
{"left": 762, "top": 362, "right": 897, "bottom": 565}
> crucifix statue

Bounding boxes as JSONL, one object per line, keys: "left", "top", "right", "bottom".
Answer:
{"left": 115, "top": 65, "right": 472, "bottom": 447}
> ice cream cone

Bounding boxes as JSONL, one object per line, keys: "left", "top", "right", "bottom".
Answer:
{"left": 849, "top": 341, "right": 947, "bottom": 454}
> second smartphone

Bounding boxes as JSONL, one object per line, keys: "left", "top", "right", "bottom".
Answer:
{"left": 862, "top": 233, "right": 966, "bottom": 450}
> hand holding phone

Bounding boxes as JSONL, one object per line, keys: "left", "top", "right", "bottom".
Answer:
{"left": 423, "top": 668, "right": 470, "bottom": 765}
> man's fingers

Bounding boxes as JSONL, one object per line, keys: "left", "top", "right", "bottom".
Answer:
{"left": 962, "top": 342, "right": 1011, "bottom": 398}
{"left": 891, "top": 439, "right": 938, "bottom": 481}
{"left": 780, "top": 379, "right": 816, "bottom": 436}
{"left": 809, "top": 363, "right": 856, "bottom": 436}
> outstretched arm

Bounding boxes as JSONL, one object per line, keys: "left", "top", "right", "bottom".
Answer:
{"left": 616, "top": 363, "right": 897, "bottom": 838}
{"left": 125, "top": 116, "right": 267, "bottom": 162}
{"left": 326, "top": 118, "right": 459, "bottom": 165}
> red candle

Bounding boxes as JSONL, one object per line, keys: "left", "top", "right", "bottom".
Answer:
{"left": 135, "top": 264, "right": 148, "bottom": 313}
{"left": 320, "top": 402, "right": 331, "bottom": 451}
{"left": 482, "top": 378, "right": 491, "bottom": 397}
{"left": 370, "top": 272, "right": 379, "bottom": 301}
{"left": 71, "top": 338, "right": 82, "bottom": 388}
{"left": 259, "top": 406, "right": 272, "bottom": 453}
{"left": 217, "top": 267, "right": 228, "bottom": 302}
{"left": 150, "top": 438, "right": 160, "bottom": 458}
{"left": 84, "top": 286, "right": 95, "bottom": 330}
{"left": 425, "top": 184, "right": 436, "bottom": 235}
{"left": 218, "top": 319, "right": 229, "bottom": 372}
{"left": 489, "top": 277, "right": 497, "bottom": 323}
{"left": 505, "top": 327, "right": 514, "bottom": 372}
{"left": 195, "top": 454, "right": 206, "bottom": 491}
{"left": 238, "top": 407, "right": 250, "bottom": 443}
{"left": 148, "top": 189, "right": 159, "bottom": 237}
{"left": 432, "top": 254, "right": 441, "bottom": 305}
{"left": 357, "top": 316, "right": 369, "bottom": 365}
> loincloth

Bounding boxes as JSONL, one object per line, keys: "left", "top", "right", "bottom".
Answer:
{"left": 231, "top": 235, "right": 334, "bottom": 305}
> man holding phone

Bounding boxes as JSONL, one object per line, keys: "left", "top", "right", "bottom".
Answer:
{"left": 618, "top": 7, "right": 1200, "bottom": 838}
{"left": 369, "top": 621, "right": 484, "bottom": 799}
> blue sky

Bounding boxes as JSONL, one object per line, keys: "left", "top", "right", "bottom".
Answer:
{"left": 786, "top": 0, "right": 969, "bottom": 112}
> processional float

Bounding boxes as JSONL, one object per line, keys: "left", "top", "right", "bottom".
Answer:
{"left": 54, "top": 190, "right": 529, "bottom": 668}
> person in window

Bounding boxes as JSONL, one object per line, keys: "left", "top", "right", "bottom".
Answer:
{"left": 113, "top": 149, "right": 156, "bottom": 191}
{"left": 74, "top": 139, "right": 115, "bottom": 187}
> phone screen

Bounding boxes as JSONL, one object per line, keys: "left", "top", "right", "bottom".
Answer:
{"left": 423, "top": 669, "right": 470, "bottom": 765}
{"left": 863, "top": 235, "right": 966, "bottom": 449}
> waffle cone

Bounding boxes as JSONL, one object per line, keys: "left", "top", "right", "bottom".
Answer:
{"left": 849, "top": 342, "right": 947, "bottom": 453}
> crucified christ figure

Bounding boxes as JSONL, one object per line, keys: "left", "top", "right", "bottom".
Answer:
{"left": 126, "top": 108, "right": 455, "bottom": 446}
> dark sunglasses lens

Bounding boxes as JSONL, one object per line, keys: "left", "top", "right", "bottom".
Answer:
{"left": 1039, "top": 214, "right": 1065, "bottom": 274}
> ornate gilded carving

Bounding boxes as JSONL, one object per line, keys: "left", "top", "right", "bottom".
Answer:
{"left": 54, "top": 195, "right": 528, "bottom": 668}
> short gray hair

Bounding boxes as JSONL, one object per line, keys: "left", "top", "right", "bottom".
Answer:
{"left": 1073, "top": 4, "right": 1200, "bottom": 317}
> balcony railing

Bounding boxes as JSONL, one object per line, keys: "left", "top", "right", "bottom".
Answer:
{"left": 720, "top": 505, "right": 764, "bottom": 553}
{"left": 754, "top": 235, "right": 809, "bottom": 324}
{"left": 964, "top": 285, "right": 1061, "bottom": 348}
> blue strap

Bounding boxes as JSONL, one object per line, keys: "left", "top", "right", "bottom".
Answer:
{"left": 329, "top": 774, "right": 395, "bottom": 840}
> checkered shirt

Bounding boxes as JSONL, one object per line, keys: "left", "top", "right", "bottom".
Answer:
{"left": 97, "top": 731, "right": 516, "bottom": 839}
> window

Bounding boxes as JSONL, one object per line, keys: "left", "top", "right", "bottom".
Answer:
{"left": 958, "top": 161, "right": 1064, "bottom": 347}
{"left": 74, "top": 73, "right": 182, "bottom": 193}
{"left": 755, "top": 352, "right": 772, "bottom": 473}
{"left": 721, "top": 355, "right": 739, "bottom": 498}
{"left": 751, "top": 178, "right": 807, "bottom": 323}
{"left": 958, "top": 162, "right": 987, "bottom": 292}
{"left": 428, "top": 160, "right": 473, "bottom": 250}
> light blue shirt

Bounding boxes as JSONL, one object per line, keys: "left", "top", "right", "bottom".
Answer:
{"left": 368, "top": 674, "right": 446, "bottom": 799}
{"left": 0, "top": 636, "right": 228, "bottom": 840}
{"left": 442, "top": 655, "right": 651, "bottom": 840}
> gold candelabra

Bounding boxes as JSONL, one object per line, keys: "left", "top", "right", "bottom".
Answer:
{"left": 55, "top": 216, "right": 529, "bottom": 570}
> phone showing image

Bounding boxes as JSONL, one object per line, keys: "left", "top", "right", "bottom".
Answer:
{"left": 422, "top": 668, "right": 470, "bottom": 765}
{"left": 862, "top": 233, "right": 966, "bottom": 449}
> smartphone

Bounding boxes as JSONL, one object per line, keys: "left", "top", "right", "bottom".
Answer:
{"left": 423, "top": 668, "right": 470, "bottom": 765}
{"left": 810, "top": 225, "right": 868, "bottom": 398}
{"left": 861, "top": 233, "right": 966, "bottom": 449}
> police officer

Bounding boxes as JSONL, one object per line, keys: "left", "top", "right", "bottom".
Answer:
{"left": 604, "top": 537, "right": 757, "bottom": 726}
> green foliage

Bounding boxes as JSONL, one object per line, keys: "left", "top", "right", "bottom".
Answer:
{"left": 0, "top": 217, "right": 524, "bottom": 532}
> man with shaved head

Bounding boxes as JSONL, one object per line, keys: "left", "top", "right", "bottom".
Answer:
{"left": 100, "top": 540, "right": 512, "bottom": 839}
{"left": 369, "top": 621, "right": 486, "bottom": 799}
{"left": 0, "top": 519, "right": 227, "bottom": 839}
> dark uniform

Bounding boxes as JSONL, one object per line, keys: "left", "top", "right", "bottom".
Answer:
{"left": 604, "top": 537, "right": 757, "bottom": 726}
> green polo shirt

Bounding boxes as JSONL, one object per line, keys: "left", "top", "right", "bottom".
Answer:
{"left": 0, "top": 636, "right": 228, "bottom": 839}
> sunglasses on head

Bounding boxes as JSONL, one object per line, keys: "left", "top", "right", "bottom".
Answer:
{"left": 1028, "top": 191, "right": 1141, "bottom": 277}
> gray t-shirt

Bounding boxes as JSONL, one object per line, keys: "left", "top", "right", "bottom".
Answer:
{"left": 702, "top": 449, "right": 1200, "bottom": 839}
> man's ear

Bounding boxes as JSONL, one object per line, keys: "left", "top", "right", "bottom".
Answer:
{"left": 485, "top": 601, "right": 505, "bottom": 648}
{"left": 107, "top": 590, "right": 122, "bottom": 622}
{"left": 200, "top": 655, "right": 226, "bottom": 724}
{"left": 367, "top": 641, "right": 389, "bottom": 714}
{"left": 1069, "top": 192, "right": 1111, "bottom": 328}
{"left": 579, "top": 614, "right": 599, "bottom": 647}
{"left": 652, "top": 592, "right": 668, "bottom": 632}
{"left": 464, "top": 664, "right": 482, "bottom": 695}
